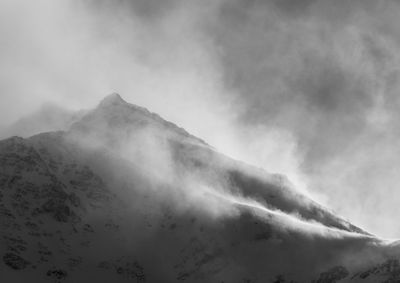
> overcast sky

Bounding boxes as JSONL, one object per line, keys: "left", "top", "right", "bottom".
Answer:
{"left": 2, "top": 0, "right": 400, "bottom": 238}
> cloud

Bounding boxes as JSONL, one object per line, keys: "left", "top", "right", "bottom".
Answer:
{"left": 200, "top": 0, "right": 400, "bottom": 238}
{"left": 3, "top": 0, "right": 400, "bottom": 237}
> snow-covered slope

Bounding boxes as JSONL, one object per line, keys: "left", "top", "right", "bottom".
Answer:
{"left": 1, "top": 94, "right": 399, "bottom": 282}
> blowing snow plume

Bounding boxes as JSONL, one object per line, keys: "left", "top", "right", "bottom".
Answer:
{"left": 66, "top": 94, "right": 370, "bottom": 235}
{"left": 5, "top": 0, "right": 400, "bottom": 238}
{"left": 1, "top": 94, "right": 399, "bottom": 282}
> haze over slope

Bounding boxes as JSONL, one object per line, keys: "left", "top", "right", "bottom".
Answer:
{"left": 0, "top": 104, "right": 86, "bottom": 140}
{"left": 1, "top": 94, "right": 400, "bottom": 282}
{"left": 5, "top": 0, "right": 400, "bottom": 237}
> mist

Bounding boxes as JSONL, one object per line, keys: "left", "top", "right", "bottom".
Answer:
{"left": 2, "top": 0, "right": 400, "bottom": 238}
{"left": 61, "top": 94, "right": 372, "bottom": 245}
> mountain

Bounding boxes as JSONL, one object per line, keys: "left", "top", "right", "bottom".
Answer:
{"left": 1, "top": 93, "right": 399, "bottom": 283}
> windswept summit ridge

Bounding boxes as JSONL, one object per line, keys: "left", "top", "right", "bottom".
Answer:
{"left": 70, "top": 93, "right": 208, "bottom": 147}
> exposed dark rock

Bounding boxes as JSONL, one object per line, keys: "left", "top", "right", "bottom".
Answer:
{"left": 3, "top": 235, "right": 27, "bottom": 253}
{"left": 67, "top": 256, "right": 82, "bottom": 269}
{"left": 113, "top": 258, "right": 146, "bottom": 282}
{"left": 3, "top": 252, "right": 30, "bottom": 270}
{"left": 353, "top": 259, "right": 400, "bottom": 281}
{"left": 83, "top": 223, "right": 94, "bottom": 233}
{"left": 38, "top": 198, "right": 79, "bottom": 223}
{"left": 68, "top": 193, "right": 81, "bottom": 207}
{"left": 312, "top": 266, "right": 349, "bottom": 283}
{"left": 254, "top": 231, "right": 271, "bottom": 241}
{"left": 25, "top": 220, "right": 39, "bottom": 231}
{"left": 46, "top": 268, "right": 68, "bottom": 281}
{"left": 272, "top": 275, "right": 285, "bottom": 283}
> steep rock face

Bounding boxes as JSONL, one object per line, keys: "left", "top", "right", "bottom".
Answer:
{"left": 0, "top": 94, "right": 399, "bottom": 282}
{"left": 0, "top": 136, "right": 79, "bottom": 223}
{"left": 0, "top": 134, "right": 120, "bottom": 282}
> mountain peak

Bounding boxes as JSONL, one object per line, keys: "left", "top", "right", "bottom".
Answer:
{"left": 98, "top": 93, "right": 126, "bottom": 107}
